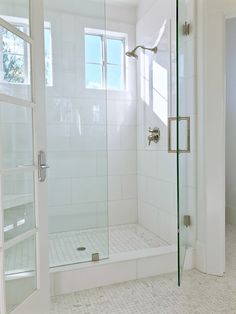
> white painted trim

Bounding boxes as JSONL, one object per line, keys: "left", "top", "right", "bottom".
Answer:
{"left": 0, "top": 176, "right": 6, "bottom": 314}
{"left": 0, "top": 166, "right": 36, "bottom": 175}
{"left": 0, "top": 17, "right": 33, "bottom": 44}
{"left": 196, "top": 0, "right": 236, "bottom": 276}
{"left": 4, "top": 229, "right": 37, "bottom": 250}
{"left": 0, "top": 93, "right": 36, "bottom": 108}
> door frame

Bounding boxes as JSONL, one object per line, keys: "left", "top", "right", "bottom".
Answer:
{"left": 0, "top": 1, "right": 50, "bottom": 313}
{"left": 196, "top": 0, "right": 236, "bottom": 276}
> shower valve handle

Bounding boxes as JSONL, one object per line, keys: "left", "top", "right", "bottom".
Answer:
{"left": 148, "top": 127, "right": 160, "bottom": 145}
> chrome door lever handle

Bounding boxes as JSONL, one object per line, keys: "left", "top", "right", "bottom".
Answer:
{"left": 38, "top": 151, "right": 49, "bottom": 182}
{"left": 40, "top": 164, "right": 50, "bottom": 169}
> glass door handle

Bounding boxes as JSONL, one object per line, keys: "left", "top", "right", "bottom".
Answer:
{"left": 168, "top": 117, "right": 191, "bottom": 153}
{"left": 38, "top": 151, "right": 50, "bottom": 182}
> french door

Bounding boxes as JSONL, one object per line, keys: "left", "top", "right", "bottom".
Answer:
{"left": 0, "top": 1, "right": 50, "bottom": 313}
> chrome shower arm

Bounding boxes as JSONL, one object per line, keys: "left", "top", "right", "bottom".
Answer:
{"left": 126, "top": 45, "right": 158, "bottom": 59}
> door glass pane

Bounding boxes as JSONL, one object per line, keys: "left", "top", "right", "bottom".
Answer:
{"left": 5, "top": 235, "right": 37, "bottom": 313}
{"left": 0, "top": 0, "right": 29, "bottom": 35}
{"left": 177, "top": 0, "right": 195, "bottom": 285}
{"left": 0, "top": 102, "right": 33, "bottom": 169}
{"left": 0, "top": 26, "right": 32, "bottom": 101}
{"left": 3, "top": 173, "right": 35, "bottom": 242}
{"left": 44, "top": 0, "right": 108, "bottom": 268}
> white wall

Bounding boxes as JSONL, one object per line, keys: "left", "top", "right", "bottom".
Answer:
{"left": 195, "top": 0, "right": 232, "bottom": 275}
{"left": 136, "top": 0, "right": 197, "bottom": 246}
{"left": 136, "top": 0, "right": 177, "bottom": 244}
{"left": 44, "top": 1, "right": 137, "bottom": 233}
{"left": 226, "top": 18, "right": 236, "bottom": 225}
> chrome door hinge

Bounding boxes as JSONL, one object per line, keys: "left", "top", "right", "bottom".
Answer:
{"left": 183, "top": 22, "right": 191, "bottom": 36}
{"left": 184, "top": 215, "right": 191, "bottom": 228}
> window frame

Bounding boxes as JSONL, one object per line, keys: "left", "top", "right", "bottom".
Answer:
{"left": 85, "top": 29, "right": 126, "bottom": 91}
{"left": 0, "top": 15, "right": 52, "bottom": 86}
{"left": 0, "top": 23, "right": 30, "bottom": 84}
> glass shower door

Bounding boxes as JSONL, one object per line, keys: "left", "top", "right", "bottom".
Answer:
{"left": 176, "top": 0, "right": 194, "bottom": 285}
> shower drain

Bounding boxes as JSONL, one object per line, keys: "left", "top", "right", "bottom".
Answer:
{"left": 77, "top": 247, "right": 86, "bottom": 251}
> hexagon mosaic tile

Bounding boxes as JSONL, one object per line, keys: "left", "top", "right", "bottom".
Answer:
{"left": 50, "top": 225, "right": 236, "bottom": 314}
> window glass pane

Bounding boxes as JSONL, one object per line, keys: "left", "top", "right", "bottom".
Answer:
{"left": 5, "top": 236, "right": 37, "bottom": 313}
{"left": 107, "top": 39, "right": 123, "bottom": 65}
{"left": 86, "top": 64, "right": 103, "bottom": 89}
{"left": 44, "top": 27, "right": 53, "bottom": 86}
{"left": 0, "top": 26, "right": 32, "bottom": 101}
{"left": 107, "top": 65, "right": 123, "bottom": 90}
{"left": 0, "top": 102, "right": 33, "bottom": 169}
{"left": 85, "top": 34, "right": 102, "bottom": 64}
{"left": 0, "top": 0, "right": 29, "bottom": 35}
{"left": 3, "top": 172, "right": 35, "bottom": 242}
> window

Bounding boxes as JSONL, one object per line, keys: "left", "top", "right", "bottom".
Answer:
{"left": 2, "top": 26, "right": 28, "bottom": 84}
{"left": 85, "top": 30, "right": 125, "bottom": 90}
{"left": 44, "top": 27, "right": 53, "bottom": 86}
{"left": 0, "top": 17, "right": 52, "bottom": 86}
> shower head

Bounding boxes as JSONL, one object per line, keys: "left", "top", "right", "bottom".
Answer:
{"left": 125, "top": 50, "right": 139, "bottom": 59}
{"left": 125, "top": 45, "right": 158, "bottom": 59}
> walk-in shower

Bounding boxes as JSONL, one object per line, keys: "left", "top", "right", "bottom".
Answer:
{"left": 0, "top": 0, "right": 196, "bottom": 312}
{"left": 44, "top": 0, "right": 175, "bottom": 273}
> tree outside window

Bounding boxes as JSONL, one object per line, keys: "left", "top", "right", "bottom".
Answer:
{"left": 0, "top": 22, "right": 52, "bottom": 86}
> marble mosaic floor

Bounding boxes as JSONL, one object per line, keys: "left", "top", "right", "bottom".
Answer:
{"left": 50, "top": 225, "right": 236, "bottom": 314}
{"left": 49, "top": 224, "right": 167, "bottom": 267}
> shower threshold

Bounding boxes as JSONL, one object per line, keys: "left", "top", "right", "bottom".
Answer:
{"left": 50, "top": 224, "right": 194, "bottom": 296}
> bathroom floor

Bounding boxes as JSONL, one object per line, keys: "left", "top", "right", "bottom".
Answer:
{"left": 49, "top": 224, "right": 167, "bottom": 267}
{"left": 50, "top": 225, "right": 236, "bottom": 314}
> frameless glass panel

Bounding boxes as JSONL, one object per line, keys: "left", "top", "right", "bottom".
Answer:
{"left": 3, "top": 172, "right": 35, "bottom": 242}
{"left": 0, "top": 102, "right": 33, "bottom": 169}
{"left": 177, "top": 0, "right": 195, "bottom": 285}
{"left": 85, "top": 34, "right": 102, "bottom": 64}
{"left": 5, "top": 235, "right": 37, "bottom": 313}
{"left": 107, "top": 39, "right": 123, "bottom": 65}
{"left": 0, "top": 26, "right": 32, "bottom": 100}
{"left": 0, "top": 0, "right": 30, "bottom": 35}
{"left": 107, "top": 65, "right": 123, "bottom": 90}
{"left": 86, "top": 64, "right": 103, "bottom": 89}
{"left": 44, "top": 0, "right": 108, "bottom": 268}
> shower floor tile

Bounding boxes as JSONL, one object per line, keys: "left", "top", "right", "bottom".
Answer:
{"left": 50, "top": 224, "right": 236, "bottom": 314}
{"left": 49, "top": 224, "right": 167, "bottom": 268}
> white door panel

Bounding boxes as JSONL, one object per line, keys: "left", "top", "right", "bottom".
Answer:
{"left": 0, "top": 1, "right": 49, "bottom": 313}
